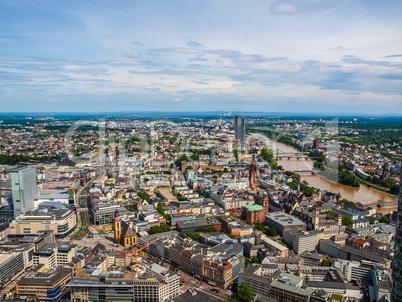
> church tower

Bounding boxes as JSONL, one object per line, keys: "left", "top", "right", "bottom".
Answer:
{"left": 262, "top": 191, "right": 269, "bottom": 215}
{"left": 114, "top": 210, "right": 121, "bottom": 242}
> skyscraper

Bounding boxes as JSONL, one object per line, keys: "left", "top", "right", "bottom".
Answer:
{"left": 392, "top": 169, "right": 402, "bottom": 301}
{"left": 313, "top": 136, "right": 320, "bottom": 151}
{"left": 11, "top": 167, "right": 37, "bottom": 218}
{"left": 234, "top": 114, "right": 245, "bottom": 144}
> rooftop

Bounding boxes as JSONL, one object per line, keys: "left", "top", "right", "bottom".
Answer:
{"left": 265, "top": 213, "right": 305, "bottom": 227}
{"left": 243, "top": 204, "right": 264, "bottom": 211}
{"left": 17, "top": 265, "right": 72, "bottom": 286}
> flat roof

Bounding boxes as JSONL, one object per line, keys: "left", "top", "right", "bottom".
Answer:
{"left": 157, "top": 189, "right": 178, "bottom": 202}
{"left": 18, "top": 266, "right": 72, "bottom": 286}
{"left": 265, "top": 213, "right": 305, "bottom": 227}
{"left": 176, "top": 217, "right": 220, "bottom": 229}
{"left": 261, "top": 237, "right": 288, "bottom": 251}
{"left": 0, "top": 252, "right": 20, "bottom": 266}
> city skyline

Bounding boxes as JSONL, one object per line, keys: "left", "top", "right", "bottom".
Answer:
{"left": 0, "top": 0, "right": 401, "bottom": 113}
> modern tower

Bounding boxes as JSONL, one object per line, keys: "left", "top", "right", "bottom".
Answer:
{"left": 11, "top": 167, "right": 37, "bottom": 218}
{"left": 313, "top": 136, "right": 320, "bottom": 152}
{"left": 392, "top": 169, "right": 402, "bottom": 301}
{"left": 234, "top": 114, "right": 245, "bottom": 144}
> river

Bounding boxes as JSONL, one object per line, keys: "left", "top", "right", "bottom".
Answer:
{"left": 252, "top": 133, "right": 398, "bottom": 213}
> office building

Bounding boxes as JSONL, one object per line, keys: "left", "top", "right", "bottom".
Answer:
{"left": 284, "top": 230, "right": 321, "bottom": 254}
{"left": 239, "top": 266, "right": 280, "bottom": 298}
{"left": 144, "top": 263, "right": 180, "bottom": 300}
{"left": 12, "top": 167, "right": 37, "bottom": 218}
{"left": 270, "top": 272, "right": 314, "bottom": 302}
{"left": 265, "top": 212, "right": 306, "bottom": 236}
{"left": 391, "top": 169, "right": 402, "bottom": 301}
{"left": 16, "top": 264, "right": 72, "bottom": 300}
{"left": 0, "top": 252, "right": 25, "bottom": 289}
{"left": 234, "top": 115, "right": 245, "bottom": 144}
{"left": 175, "top": 217, "right": 221, "bottom": 233}
{"left": 9, "top": 203, "right": 77, "bottom": 238}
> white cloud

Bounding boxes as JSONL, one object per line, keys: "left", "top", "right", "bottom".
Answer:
{"left": 173, "top": 98, "right": 181, "bottom": 102}
{"left": 272, "top": 2, "right": 298, "bottom": 14}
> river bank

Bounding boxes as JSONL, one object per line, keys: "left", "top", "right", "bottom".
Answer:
{"left": 251, "top": 133, "right": 398, "bottom": 208}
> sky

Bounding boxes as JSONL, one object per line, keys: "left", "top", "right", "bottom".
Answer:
{"left": 0, "top": 0, "right": 401, "bottom": 113}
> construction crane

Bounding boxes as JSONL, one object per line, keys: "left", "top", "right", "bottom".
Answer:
{"left": 127, "top": 238, "right": 159, "bottom": 273}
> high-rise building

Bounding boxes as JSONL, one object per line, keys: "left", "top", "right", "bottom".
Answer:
{"left": 11, "top": 167, "right": 37, "bottom": 218}
{"left": 313, "top": 136, "right": 320, "bottom": 151}
{"left": 391, "top": 169, "right": 402, "bottom": 301}
{"left": 234, "top": 114, "right": 245, "bottom": 144}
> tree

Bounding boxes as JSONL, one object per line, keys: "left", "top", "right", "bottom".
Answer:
{"left": 156, "top": 203, "right": 170, "bottom": 220}
{"left": 320, "top": 259, "right": 333, "bottom": 267}
{"left": 205, "top": 226, "right": 218, "bottom": 233}
{"left": 324, "top": 210, "right": 336, "bottom": 218}
{"left": 186, "top": 231, "right": 199, "bottom": 241}
{"left": 253, "top": 222, "right": 265, "bottom": 232}
{"left": 342, "top": 216, "right": 353, "bottom": 229}
{"left": 284, "top": 171, "right": 293, "bottom": 177}
{"left": 169, "top": 136, "right": 176, "bottom": 145}
{"left": 149, "top": 224, "right": 171, "bottom": 235}
{"left": 304, "top": 274, "right": 310, "bottom": 281}
{"left": 245, "top": 258, "right": 251, "bottom": 268}
{"left": 304, "top": 187, "right": 316, "bottom": 197}
{"left": 251, "top": 256, "right": 260, "bottom": 264}
{"left": 238, "top": 282, "right": 253, "bottom": 302}
{"left": 379, "top": 216, "right": 390, "bottom": 224}
{"left": 369, "top": 218, "right": 375, "bottom": 224}
{"left": 226, "top": 298, "right": 240, "bottom": 302}
{"left": 380, "top": 178, "right": 396, "bottom": 188}
{"left": 115, "top": 238, "right": 120, "bottom": 245}
{"left": 265, "top": 227, "right": 278, "bottom": 237}
{"left": 137, "top": 192, "right": 150, "bottom": 202}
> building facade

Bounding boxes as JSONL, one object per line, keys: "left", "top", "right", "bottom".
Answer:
{"left": 391, "top": 169, "right": 402, "bottom": 301}
{"left": 234, "top": 115, "right": 245, "bottom": 144}
{"left": 12, "top": 167, "right": 37, "bottom": 218}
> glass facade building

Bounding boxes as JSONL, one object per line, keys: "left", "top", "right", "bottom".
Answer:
{"left": 234, "top": 114, "right": 245, "bottom": 144}
{"left": 11, "top": 167, "right": 37, "bottom": 218}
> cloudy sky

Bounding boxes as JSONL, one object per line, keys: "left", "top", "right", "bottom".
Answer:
{"left": 0, "top": 0, "right": 401, "bottom": 113}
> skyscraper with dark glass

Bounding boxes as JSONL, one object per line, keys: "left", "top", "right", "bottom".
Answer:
{"left": 392, "top": 169, "right": 402, "bottom": 301}
{"left": 234, "top": 114, "right": 245, "bottom": 144}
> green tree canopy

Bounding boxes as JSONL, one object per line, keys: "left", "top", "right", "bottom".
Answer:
{"left": 265, "top": 227, "right": 278, "bottom": 237}
{"left": 320, "top": 259, "right": 333, "bottom": 267}
{"left": 342, "top": 216, "right": 353, "bottom": 229}
{"left": 379, "top": 216, "right": 390, "bottom": 224}
{"left": 149, "top": 224, "right": 171, "bottom": 235}
{"left": 253, "top": 222, "right": 265, "bottom": 232}
{"left": 186, "top": 231, "right": 199, "bottom": 241}
{"left": 238, "top": 282, "right": 253, "bottom": 302}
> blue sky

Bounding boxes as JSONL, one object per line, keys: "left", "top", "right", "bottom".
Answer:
{"left": 0, "top": 0, "right": 401, "bottom": 113}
